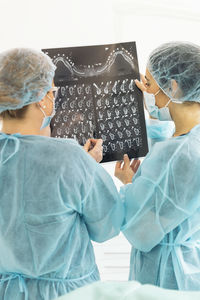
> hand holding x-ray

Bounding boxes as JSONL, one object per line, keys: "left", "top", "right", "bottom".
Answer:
{"left": 114, "top": 154, "right": 140, "bottom": 184}
{"left": 83, "top": 138, "right": 103, "bottom": 163}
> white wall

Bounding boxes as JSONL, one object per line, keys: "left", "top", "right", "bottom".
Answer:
{"left": 1, "top": 0, "right": 200, "bottom": 70}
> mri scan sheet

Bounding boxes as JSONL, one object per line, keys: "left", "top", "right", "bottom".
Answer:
{"left": 43, "top": 42, "right": 148, "bottom": 162}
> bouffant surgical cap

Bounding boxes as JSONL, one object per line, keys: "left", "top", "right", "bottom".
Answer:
{"left": 147, "top": 41, "right": 200, "bottom": 103}
{"left": 0, "top": 48, "right": 56, "bottom": 113}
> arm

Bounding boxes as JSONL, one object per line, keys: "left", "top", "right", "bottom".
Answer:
{"left": 81, "top": 163, "right": 124, "bottom": 242}
{"left": 116, "top": 142, "right": 200, "bottom": 252}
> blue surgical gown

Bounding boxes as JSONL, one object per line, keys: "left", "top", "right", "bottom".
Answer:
{"left": 120, "top": 123, "right": 200, "bottom": 290}
{"left": 0, "top": 133, "right": 123, "bottom": 299}
{"left": 146, "top": 118, "right": 175, "bottom": 149}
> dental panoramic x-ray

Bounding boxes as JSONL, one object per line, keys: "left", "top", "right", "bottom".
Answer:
{"left": 43, "top": 42, "right": 148, "bottom": 162}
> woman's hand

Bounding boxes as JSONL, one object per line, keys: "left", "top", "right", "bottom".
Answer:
{"left": 135, "top": 74, "right": 147, "bottom": 92}
{"left": 115, "top": 154, "right": 140, "bottom": 184}
{"left": 83, "top": 138, "right": 103, "bottom": 163}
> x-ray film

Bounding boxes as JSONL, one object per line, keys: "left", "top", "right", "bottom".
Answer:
{"left": 43, "top": 42, "right": 148, "bottom": 162}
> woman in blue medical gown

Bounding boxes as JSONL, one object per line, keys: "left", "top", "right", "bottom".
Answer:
{"left": 0, "top": 48, "right": 123, "bottom": 300}
{"left": 115, "top": 41, "right": 200, "bottom": 290}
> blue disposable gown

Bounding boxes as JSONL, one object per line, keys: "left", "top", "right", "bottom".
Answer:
{"left": 120, "top": 124, "right": 200, "bottom": 290}
{"left": 146, "top": 118, "right": 175, "bottom": 149}
{"left": 0, "top": 133, "right": 123, "bottom": 300}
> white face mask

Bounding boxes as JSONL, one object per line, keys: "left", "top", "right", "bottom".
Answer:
{"left": 40, "top": 95, "right": 56, "bottom": 129}
{"left": 143, "top": 91, "right": 172, "bottom": 121}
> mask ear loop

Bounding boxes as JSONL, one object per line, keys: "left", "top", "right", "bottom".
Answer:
{"left": 154, "top": 89, "right": 160, "bottom": 96}
{"left": 164, "top": 99, "right": 172, "bottom": 107}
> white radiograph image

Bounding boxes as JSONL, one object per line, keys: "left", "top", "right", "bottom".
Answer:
{"left": 43, "top": 42, "right": 148, "bottom": 162}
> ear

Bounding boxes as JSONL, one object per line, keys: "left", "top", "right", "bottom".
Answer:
{"left": 170, "top": 79, "right": 178, "bottom": 95}
{"left": 38, "top": 98, "right": 47, "bottom": 109}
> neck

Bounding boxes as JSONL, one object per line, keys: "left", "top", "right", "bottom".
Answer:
{"left": 170, "top": 102, "right": 200, "bottom": 136}
{"left": 2, "top": 118, "right": 42, "bottom": 135}
{"left": 1, "top": 104, "right": 50, "bottom": 137}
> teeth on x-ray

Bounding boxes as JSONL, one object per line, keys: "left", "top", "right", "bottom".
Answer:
{"left": 124, "top": 119, "right": 129, "bottom": 126}
{"left": 119, "top": 142, "right": 124, "bottom": 149}
{"left": 65, "top": 128, "right": 70, "bottom": 134}
{"left": 80, "top": 113, "right": 84, "bottom": 121}
{"left": 97, "top": 99, "right": 102, "bottom": 107}
{"left": 117, "top": 131, "right": 123, "bottom": 138}
{"left": 103, "top": 145, "right": 107, "bottom": 152}
{"left": 120, "top": 80, "right": 126, "bottom": 93}
{"left": 104, "top": 82, "right": 109, "bottom": 94}
{"left": 135, "top": 137, "right": 140, "bottom": 146}
{"left": 123, "top": 107, "right": 128, "bottom": 115}
{"left": 127, "top": 139, "right": 132, "bottom": 148}
{"left": 111, "top": 143, "right": 116, "bottom": 151}
{"left": 57, "top": 128, "right": 62, "bottom": 135}
{"left": 112, "top": 81, "right": 117, "bottom": 94}
{"left": 77, "top": 86, "right": 82, "bottom": 95}
{"left": 63, "top": 115, "right": 68, "bottom": 122}
{"left": 70, "top": 101, "right": 75, "bottom": 109}
{"left": 133, "top": 117, "right": 138, "bottom": 125}
{"left": 99, "top": 111, "right": 103, "bottom": 119}
{"left": 122, "top": 96, "right": 126, "bottom": 104}
{"left": 105, "top": 98, "right": 110, "bottom": 106}
{"left": 61, "top": 87, "right": 66, "bottom": 96}
{"left": 69, "top": 86, "right": 74, "bottom": 95}
{"left": 85, "top": 85, "right": 90, "bottom": 94}
{"left": 129, "top": 80, "right": 134, "bottom": 91}
{"left": 81, "top": 123, "right": 85, "bottom": 133}
{"left": 113, "top": 97, "right": 118, "bottom": 105}
{"left": 86, "top": 100, "right": 91, "bottom": 108}
{"left": 134, "top": 128, "right": 139, "bottom": 135}
{"left": 72, "top": 114, "right": 76, "bottom": 122}
{"left": 47, "top": 44, "right": 148, "bottom": 161}
{"left": 88, "top": 112, "right": 93, "bottom": 120}
{"left": 100, "top": 123, "right": 105, "bottom": 130}
{"left": 107, "top": 110, "right": 111, "bottom": 118}
{"left": 116, "top": 120, "right": 121, "bottom": 128}
{"left": 102, "top": 134, "right": 106, "bottom": 141}
{"left": 55, "top": 116, "right": 61, "bottom": 123}
{"left": 131, "top": 106, "right": 137, "bottom": 113}
{"left": 93, "top": 83, "right": 101, "bottom": 95}
{"left": 78, "top": 101, "right": 83, "bottom": 108}
{"left": 109, "top": 133, "right": 115, "bottom": 140}
{"left": 115, "top": 108, "right": 120, "bottom": 116}
{"left": 126, "top": 129, "right": 131, "bottom": 137}
{"left": 61, "top": 101, "right": 67, "bottom": 110}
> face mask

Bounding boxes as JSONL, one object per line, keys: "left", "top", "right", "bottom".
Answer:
{"left": 40, "top": 96, "right": 56, "bottom": 129}
{"left": 143, "top": 91, "right": 172, "bottom": 121}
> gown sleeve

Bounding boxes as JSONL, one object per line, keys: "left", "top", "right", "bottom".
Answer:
{"left": 81, "top": 162, "right": 124, "bottom": 242}
{"left": 120, "top": 138, "right": 200, "bottom": 252}
{"left": 60, "top": 142, "right": 124, "bottom": 243}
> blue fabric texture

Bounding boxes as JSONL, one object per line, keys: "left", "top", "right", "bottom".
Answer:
{"left": 0, "top": 133, "right": 123, "bottom": 299}
{"left": 120, "top": 124, "right": 200, "bottom": 290}
{"left": 146, "top": 118, "right": 175, "bottom": 149}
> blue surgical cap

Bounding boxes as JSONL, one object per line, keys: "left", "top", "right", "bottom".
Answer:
{"left": 147, "top": 41, "right": 200, "bottom": 103}
{"left": 0, "top": 48, "right": 56, "bottom": 113}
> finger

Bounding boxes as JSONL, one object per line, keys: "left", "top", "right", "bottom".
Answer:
{"left": 134, "top": 79, "right": 147, "bottom": 92}
{"left": 141, "top": 74, "right": 147, "bottom": 85}
{"left": 94, "top": 139, "right": 103, "bottom": 147}
{"left": 83, "top": 139, "right": 91, "bottom": 151}
{"left": 123, "top": 154, "right": 130, "bottom": 168}
{"left": 130, "top": 159, "right": 141, "bottom": 172}
{"left": 115, "top": 160, "right": 123, "bottom": 170}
